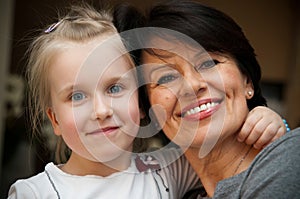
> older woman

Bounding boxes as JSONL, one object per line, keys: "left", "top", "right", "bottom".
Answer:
{"left": 114, "top": 1, "right": 300, "bottom": 198}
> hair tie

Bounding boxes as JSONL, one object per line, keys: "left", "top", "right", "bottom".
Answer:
{"left": 44, "top": 20, "right": 64, "bottom": 33}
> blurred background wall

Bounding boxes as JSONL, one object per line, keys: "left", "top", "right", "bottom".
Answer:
{"left": 0, "top": 0, "right": 299, "bottom": 197}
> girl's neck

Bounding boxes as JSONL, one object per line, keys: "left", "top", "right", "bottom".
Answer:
{"left": 60, "top": 151, "right": 132, "bottom": 177}
{"left": 184, "top": 136, "right": 260, "bottom": 197}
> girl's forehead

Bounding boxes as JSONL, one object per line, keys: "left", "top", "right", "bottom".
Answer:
{"left": 49, "top": 38, "right": 130, "bottom": 72}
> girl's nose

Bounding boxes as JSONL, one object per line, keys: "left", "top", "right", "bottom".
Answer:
{"left": 92, "top": 94, "right": 113, "bottom": 121}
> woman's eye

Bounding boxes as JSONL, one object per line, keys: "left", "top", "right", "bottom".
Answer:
{"left": 108, "top": 84, "right": 123, "bottom": 94}
{"left": 157, "top": 74, "right": 178, "bottom": 85}
{"left": 197, "top": 59, "right": 220, "bottom": 71}
{"left": 71, "top": 92, "right": 86, "bottom": 101}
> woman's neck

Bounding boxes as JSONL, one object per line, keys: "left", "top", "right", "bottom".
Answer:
{"left": 184, "top": 136, "right": 260, "bottom": 197}
{"left": 60, "top": 151, "right": 132, "bottom": 177}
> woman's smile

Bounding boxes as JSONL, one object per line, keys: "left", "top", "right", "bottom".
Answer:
{"left": 180, "top": 98, "right": 222, "bottom": 121}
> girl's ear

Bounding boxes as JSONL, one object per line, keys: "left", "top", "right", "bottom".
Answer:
{"left": 46, "top": 107, "right": 61, "bottom": 136}
{"left": 244, "top": 76, "right": 254, "bottom": 100}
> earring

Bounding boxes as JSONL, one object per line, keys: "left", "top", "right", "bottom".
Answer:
{"left": 247, "top": 91, "right": 253, "bottom": 97}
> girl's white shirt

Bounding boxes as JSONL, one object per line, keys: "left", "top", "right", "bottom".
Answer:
{"left": 7, "top": 148, "right": 200, "bottom": 199}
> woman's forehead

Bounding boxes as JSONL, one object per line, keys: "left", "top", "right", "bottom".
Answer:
{"left": 141, "top": 47, "right": 214, "bottom": 67}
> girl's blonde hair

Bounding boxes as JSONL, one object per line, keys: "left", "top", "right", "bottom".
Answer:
{"left": 26, "top": 4, "right": 145, "bottom": 163}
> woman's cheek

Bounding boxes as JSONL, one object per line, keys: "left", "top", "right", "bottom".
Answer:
{"left": 150, "top": 89, "right": 175, "bottom": 123}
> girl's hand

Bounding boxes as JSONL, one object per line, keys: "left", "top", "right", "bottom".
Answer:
{"left": 238, "top": 106, "right": 286, "bottom": 149}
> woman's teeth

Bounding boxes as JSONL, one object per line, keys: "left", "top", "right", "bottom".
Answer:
{"left": 184, "top": 102, "right": 219, "bottom": 117}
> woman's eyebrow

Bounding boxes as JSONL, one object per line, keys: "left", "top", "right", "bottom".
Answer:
{"left": 191, "top": 51, "right": 211, "bottom": 60}
{"left": 147, "top": 63, "right": 176, "bottom": 77}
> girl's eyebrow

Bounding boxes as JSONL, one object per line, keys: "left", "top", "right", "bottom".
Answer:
{"left": 57, "top": 85, "right": 77, "bottom": 96}
{"left": 105, "top": 74, "right": 134, "bottom": 85}
{"left": 57, "top": 73, "right": 134, "bottom": 95}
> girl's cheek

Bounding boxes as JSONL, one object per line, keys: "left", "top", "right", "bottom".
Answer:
{"left": 71, "top": 107, "right": 90, "bottom": 131}
{"left": 67, "top": 115, "right": 82, "bottom": 134}
{"left": 129, "top": 93, "right": 141, "bottom": 125}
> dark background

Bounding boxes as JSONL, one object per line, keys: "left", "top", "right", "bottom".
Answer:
{"left": 1, "top": 0, "right": 299, "bottom": 197}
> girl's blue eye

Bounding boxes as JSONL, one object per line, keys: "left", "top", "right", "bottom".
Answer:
{"left": 157, "top": 74, "right": 178, "bottom": 85}
{"left": 71, "top": 92, "right": 86, "bottom": 101}
{"left": 108, "top": 84, "right": 123, "bottom": 94}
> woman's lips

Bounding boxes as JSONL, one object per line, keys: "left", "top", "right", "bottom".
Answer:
{"left": 180, "top": 98, "right": 222, "bottom": 121}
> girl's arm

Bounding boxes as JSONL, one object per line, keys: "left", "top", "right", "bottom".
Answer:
{"left": 238, "top": 106, "right": 287, "bottom": 149}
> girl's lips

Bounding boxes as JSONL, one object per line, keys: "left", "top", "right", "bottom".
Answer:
{"left": 87, "top": 126, "right": 119, "bottom": 136}
{"left": 180, "top": 98, "right": 222, "bottom": 121}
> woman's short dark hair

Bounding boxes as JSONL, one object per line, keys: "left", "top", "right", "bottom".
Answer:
{"left": 146, "top": 0, "right": 267, "bottom": 109}
{"left": 114, "top": 0, "right": 267, "bottom": 111}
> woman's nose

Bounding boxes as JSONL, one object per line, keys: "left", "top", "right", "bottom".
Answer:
{"left": 92, "top": 94, "right": 113, "bottom": 120}
{"left": 178, "top": 69, "right": 207, "bottom": 98}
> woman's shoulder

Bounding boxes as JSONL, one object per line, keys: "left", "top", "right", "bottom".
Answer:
{"left": 240, "top": 127, "right": 300, "bottom": 197}
{"left": 214, "top": 128, "right": 300, "bottom": 198}
{"left": 252, "top": 127, "right": 300, "bottom": 165}
{"left": 263, "top": 127, "right": 300, "bottom": 152}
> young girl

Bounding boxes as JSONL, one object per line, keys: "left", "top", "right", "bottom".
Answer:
{"left": 8, "top": 4, "right": 287, "bottom": 199}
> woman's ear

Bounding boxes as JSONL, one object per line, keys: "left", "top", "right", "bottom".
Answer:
{"left": 244, "top": 76, "right": 254, "bottom": 100}
{"left": 46, "top": 107, "right": 61, "bottom": 136}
